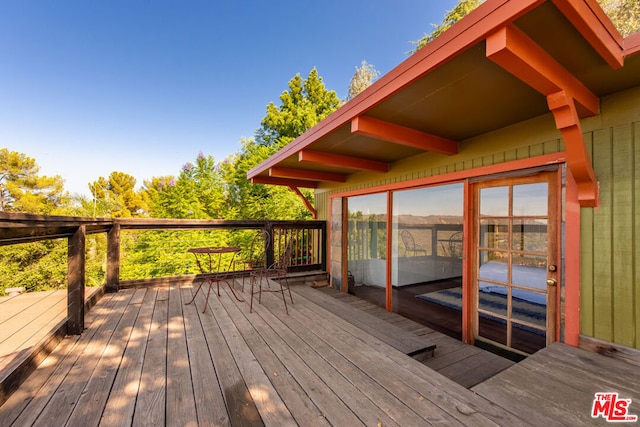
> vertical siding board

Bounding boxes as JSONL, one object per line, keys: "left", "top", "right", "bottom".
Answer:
{"left": 592, "top": 128, "right": 614, "bottom": 341}
{"left": 611, "top": 125, "right": 635, "bottom": 346}
{"left": 580, "top": 132, "right": 595, "bottom": 337}
{"left": 635, "top": 123, "right": 640, "bottom": 348}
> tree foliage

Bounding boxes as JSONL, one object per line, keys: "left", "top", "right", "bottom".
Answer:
{"left": 259, "top": 68, "right": 340, "bottom": 149}
{"left": 146, "top": 152, "right": 226, "bottom": 219}
{"left": 411, "top": 0, "right": 484, "bottom": 53}
{"left": 599, "top": 0, "right": 640, "bottom": 36}
{"left": 346, "top": 60, "right": 381, "bottom": 101}
{"left": 89, "top": 171, "right": 148, "bottom": 218}
{"left": 411, "top": 0, "right": 639, "bottom": 54}
{"left": 0, "top": 148, "right": 68, "bottom": 214}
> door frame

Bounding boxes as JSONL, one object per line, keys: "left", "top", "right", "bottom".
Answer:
{"left": 469, "top": 169, "right": 561, "bottom": 354}
{"left": 328, "top": 152, "right": 580, "bottom": 347}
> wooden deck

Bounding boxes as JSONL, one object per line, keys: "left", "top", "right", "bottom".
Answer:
{"left": 0, "top": 288, "right": 102, "bottom": 376}
{"left": 1, "top": 281, "right": 638, "bottom": 426}
{"left": 312, "top": 285, "right": 516, "bottom": 388}
{"left": 0, "top": 291, "right": 66, "bottom": 370}
{"left": 473, "top": 343, "right": 640, "bottom": 425}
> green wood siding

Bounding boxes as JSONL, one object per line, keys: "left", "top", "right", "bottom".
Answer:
{"left": 314, "top": 86, "right": 640, "bottom": 350}
{"left": 582, "top": 120, "right": 639, "bottom": 349}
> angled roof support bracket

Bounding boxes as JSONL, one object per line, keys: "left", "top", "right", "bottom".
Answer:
{"left": 487, "top": 24, "right": 600, "bottom": 207}
{"left": 548, "top": 91, "right": 598, "bottom": 207}
{"left": 288, "top": 186, "right": 317, "bottom": 219}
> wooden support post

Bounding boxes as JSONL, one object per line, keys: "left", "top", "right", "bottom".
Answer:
{"left": 68, "top": 226, "right": 86, "bottom": 335}
{"left": 106, "top": 223, "right": 120, "bottom": 293}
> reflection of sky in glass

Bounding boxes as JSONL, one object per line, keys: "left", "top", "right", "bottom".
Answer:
{"left": 348, "top": 193, "right": 387, "bottom": 216}
{"left": 394, "top": 183, "right": 463, "bottom": 216}
{"left": 513, "top": 183, "right": 547, "bottom": 216}
{"left": 480, "top": 186, "right": 509, "bottom": 216}
{"left": 481, "top": 183, "right": 548, "bottom": 217}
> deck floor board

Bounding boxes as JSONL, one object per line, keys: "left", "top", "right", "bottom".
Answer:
{"left": 2, "top": 283, "right": 639, "bottom": 426}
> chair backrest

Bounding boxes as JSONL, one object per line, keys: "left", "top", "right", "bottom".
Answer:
{"left": 400, "top": 229, "right": 415, "bottom": 251}
{"left": 248, "top": 229, "right": 270, "bottom": 269}
{"left": 274, "top": 237, "right": 293, "bottom": 271}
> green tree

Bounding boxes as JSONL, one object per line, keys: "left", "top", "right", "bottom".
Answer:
{"left": 411, "top": 0, "right": 484, "bottom": 52}
{"left": 89, "top": 171, "right": 148, "bottom": 218}
{"left": 221, "top": 69, "right": 340, "bottom": 221}
{"left": 146, "top": 152, "right": 226, "bottom": 219}
{"left": 346, "top": 60, "right": 381, "bottom": 101}
{"left": 0, "top": 148, "right": 68, "bottom": 214}
{"left": 600, "top": 0, "right": 640, "bottom": 36}
{"left": 259, "top": 68, "right": 340, "bottom": 149}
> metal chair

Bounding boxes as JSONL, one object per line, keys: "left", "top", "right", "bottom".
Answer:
{"left": 400, "top": 229, "right": 427, "bottom": 257}
{"left": 238, "top": 229, "right": 270, "bottom": 292}
{"left": 250, "top": 236, "right": 294, "bottom": 314}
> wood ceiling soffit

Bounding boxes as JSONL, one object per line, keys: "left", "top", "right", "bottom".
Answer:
{"left": 298, "top": 150, "right": 389, "bottom": 173}
{"left": 269, "top": 167, "right": 346, "bottom": 183}
{"left": 550, "top": 0, "right": 623, "bottom": 69}
{"left": 548, "top": 91, "right": 598, "bottom": 206}
{"left": 251, "top": 176, "right": 319, "bottom": 189}
{"left": 350, "top": 116, "right": 458, "bottom": 155}
{"left": 486, "top": 25, "right": 599, "bottom": 116}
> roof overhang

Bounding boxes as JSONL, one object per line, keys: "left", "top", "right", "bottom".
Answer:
{"left": 248, "top": 0, "right": 640, "bottom": 207}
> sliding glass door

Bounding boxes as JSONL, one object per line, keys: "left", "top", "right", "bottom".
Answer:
{"left": 346, "top": 193, "right": 387, "bottom": 304}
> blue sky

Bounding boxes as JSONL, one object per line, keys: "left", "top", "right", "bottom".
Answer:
{"left": 1, "top": 1, "right": 459, "bottom": 197}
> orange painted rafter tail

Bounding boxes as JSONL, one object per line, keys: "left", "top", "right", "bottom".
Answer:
{"left": 351, "top": 116, "right": 458, "bottom": 155}
{"left": 550, "top": 0, "right": 623, "bottom": 69}
{"left": 486, "top": 25, "right": 599, "bottom": 116}
{"left": 269, "top": 167, "right": 346, "bottom": 183}
{"left": 298, "top": 150, "right": 389, "bottom": 173}
{"left": 288, "top": 186, "right": 317, "bottom": 219}
{"left": 548, "top": 91, "right": 599, "bottom": 207}
{"left": 251, "top": 176, "right": 319, "bottom": 188}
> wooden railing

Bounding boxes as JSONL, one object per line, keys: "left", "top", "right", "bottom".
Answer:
{"left": 0, "top": 213, "right": 327, "bottom": 335}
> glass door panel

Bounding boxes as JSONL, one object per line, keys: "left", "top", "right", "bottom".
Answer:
{"left": 475, "top": 172, "right": 557, "bottom": 355}
{"left": 347, "top": 194, "right": 387, "bottom": 306}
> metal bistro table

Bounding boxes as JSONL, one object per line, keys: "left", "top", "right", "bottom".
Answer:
{"left": 185, "top": 246, "right": 244, "bottom": 312}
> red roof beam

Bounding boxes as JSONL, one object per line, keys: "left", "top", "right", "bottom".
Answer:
{"left": 298, "top": 150, "right": 389, "bottom": 173}
{"left": 351, "top": 116, "right": 458, "bottom": 156}
{"left": 551, "top": 0, "right": 623, "bottom": 69}
{"left": 251, "top": 176, "right": 319, "bottom": 188}
{"left": 486, "top": 24, "right": 599, "bottom": 116}
{"left": 269, "top": 167, "right": 346, "bottom": 183}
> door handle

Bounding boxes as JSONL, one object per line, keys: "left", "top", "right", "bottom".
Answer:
{"left": 546, "top": 278, "right": 557, "bottom": 286}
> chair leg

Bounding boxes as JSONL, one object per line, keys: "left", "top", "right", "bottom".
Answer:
{"left": 185, "top": 280, "right": 205, "bottom": 306}
{"left": 203, "top": 280, "right": 214, "bottom": 313}
{"left": 278, "top": 279, "right": 289, "bottom": 315}
{"left": 250, "top": 275, "right": 256, "bottom": 313}
{"left": 283, "top": 275, "right": 293, "bottom": 304}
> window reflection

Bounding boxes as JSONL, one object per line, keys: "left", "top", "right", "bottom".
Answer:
{"left": 392, "top": 183, "right": 463, "bottom": 287}
{"left": 347, "top": 193, "right": 387, "bottom": 289}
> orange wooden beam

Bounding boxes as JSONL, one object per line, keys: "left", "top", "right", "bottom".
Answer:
{"left": 298, "top": 150, "right": 389, "bottom": 173}
{"left": 351, "top": 116, "right": 458, "bottom": 156}
{"left": 251, "top": 176, "right": 319, "bottom": 188}
{"left": 486, "top": 25, "right": 599, "bottom": 116}
{"left": 551, "top": 0, "right": 623, "bottom": 69}
{"left": 288, "top": 186, "right": 317, "bottom": 219}
{"left": 547, "top": 91, "right": 598, "bottom": 207}
{"left": 269, "top": 167, "right": 346, "bottom": 183}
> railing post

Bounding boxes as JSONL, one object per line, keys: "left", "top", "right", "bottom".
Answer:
{"left": 68, "top": 225, "right": 86, "bottom": 335}
{"left": 106, "top": 223, "right": 120, "bottom": 293}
